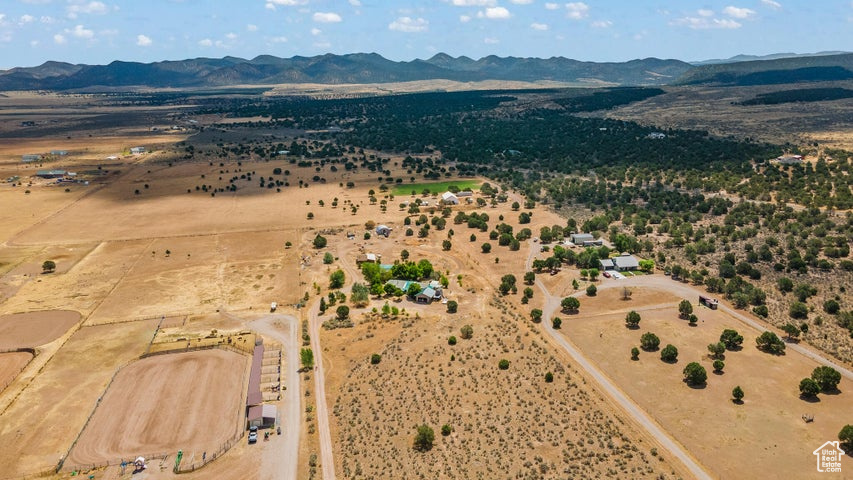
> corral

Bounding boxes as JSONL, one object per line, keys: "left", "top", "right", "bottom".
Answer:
{"left": 0, "top": 310, "right": 80, "bottom": 349}
{"left": 66, "top": 348, "right": 248, "bottom": 468}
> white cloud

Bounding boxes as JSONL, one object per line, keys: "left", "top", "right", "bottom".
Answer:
{"left": 40, "top": 16, "right": 55, "bottom": 24}
{"left": 198, "top": 38, "right": 213, "bottom": 47}
{"left": 723, "top": 6, "right": 756, "bottom": 18}
{"left": 449, "top": 0, "right": 496, "bottom": 6}
{"left": 545, "top": 2, "right": 559, "bottom": 9}
{"left": 247, "top": 24, "right": 258, "bottom": 32}
{"left": 313, "top": 41, "right": 331, "bottom": 48}
{"left": 484, "top": 36, "right": 499, "bottom": 44}
{"left": 68, "top": 24, "right": 94, "bottom": 39}
{"left": 136, "top": 34, "right": 152, "bottom": 46}
{"left": 459, "top": 14, "right": 471, "bottom": 22}
{"left": 311, "top": 27, "right": 322, "bottom": 35}
{"left": 53, "top": 33, "right": 66, "bottom": 44}
{"left": 348, "top": 0, "right": 361, "bottom": 5}
{"left": 313, "top": 12, "right": 342, "bottom": 23}
{"left": 265, "top": 0, "right": 308, "bottom": 8}
{"left": 67, "top": 1, "right": 108, "bottom": 18}
{"left": 671, "top": 16, "right": 742, "bottom": 29}
{"left": 761, "top": 0, "right": 781, "bottom": 8}
{"left": 225, "top": 32, "right": 238, "bottom": 40}
{"left": 565, "top": 2, "right": 589, "bottom": 20}
{"left": 478, "top": 6, "right": 511, "bottom": 19}
{"left": 530, "top": 22, "right": 548, "bottom": 30}
{"left": 510, "top": 0, "right": 533, "bottom": 4}
{"left": 270, "top": 36, "right": 288, "bottom": 43}
{"left": 591, "top": 20, "right": 612, "bottom": 28}
{"left": 389, "top": 16, "right": 429, "bottom": 33}
{"left": 698, "top": 9, "right": 714, "bottom": 17}
{"left": 20, "top": 15, "right": 35, "bottom": 24}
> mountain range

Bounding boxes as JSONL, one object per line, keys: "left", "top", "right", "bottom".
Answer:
{"left": 0, "top": 52, "right": 851, "bottom": 91}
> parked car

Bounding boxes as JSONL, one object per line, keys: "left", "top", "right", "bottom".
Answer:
{"left": 248, "top": 432, "right": 258, "bottom": 444}
{"left": 603, "top": 271, "right": 611, "bottom": 278}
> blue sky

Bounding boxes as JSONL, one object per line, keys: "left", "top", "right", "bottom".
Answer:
{"left": 0, "top": 0, "right": 851, "bottom": 68}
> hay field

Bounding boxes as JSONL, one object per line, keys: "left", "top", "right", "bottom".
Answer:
{"left": 67, "top": 349, "right": 247, "bottom": 467}
{"left": 562, "top": 286, "right": 852, "bottom": 480}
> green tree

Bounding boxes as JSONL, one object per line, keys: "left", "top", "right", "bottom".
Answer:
{"left": 811, "top": 366, "right": 842, "bottom": 392}
{"left": 448, "top": 336, "right": 457, "bottom": 345}
{"left": 442, "top": 239, "right": 452, "bottom": 251}
{"left": 625, "top": 310, "right": 641, "bottom": 329}
{"left": 683, "top": 362, "right": 707, "bottom": 386}
{"left": 523, "top": 271, "right": 536, "bottom": 285}
{"left": 756, "top": 331, "right": 785, "bottom": 354}
{"left": 678, "top": 299, "right": 693, "bottom": 319}
{"left": 640, "top": 332, "right": 660, "bottom": 351}
{"left": 630, "top": 347, "right": 640, "bottom": 360}
{"left": 329, "top": 269, "right": 345, "bottom": 289}
{"left": 441, "top": 424, "right": 453, "bottom": 436}
{"left": 41, "top": 260, "right": 56, "bottom": 273}
{"left": 370, "top": 354, "right": 381, "bottom": 364}
{"left": 350, "top": 283, "right": 369, "bottom": 307}
{"left": 300, "top": 348, "right": 314, "bottom": 370}
{"left": 713, "top": 359, "right": 725, "bottom": 373}
{"left": 481, "top": 242, "right": 492, "bottom": 253}
{"left": 446, "top": 300, "right": 458, "bottom": 313}
{"left": 413, "top": 424, "right": 435, "bottom": 451}
{"left": 313, "top": 234, "right": 327, "bottom": 249}
{"left": 586, "top": 284, "right": 597, "bottom": 296}
{"left": 530, "top": 308, "right": 543, "bottom": 323}
{"left": 561, "top": 296, "right": 580, "bottom": 313}
{"left": 545, "top": 372, "right": 554, "bottom": 383}
{"left": 789, "top": 302, "right": 808, "bottom": 319}
{"left": 708, "top": 342, "right": 726, "bottom": 359}
{"left": 719, "top": 329, "right": 744, "bottom": 350}
{"left": 460, "top": 324, "right": 473, "bottom": 339}
{"left": 732, "top": 385, "right": 744, "bottom": 403}
{"left": 336, "top": 305, "right": 350, "bottom": 320}
{"left": 323, "top": 252, "right": 334, "bottom": 264}
{"left": 782, "top": 323, "right": 801, "bottom": 341}
{"left": 777, "top": 277, "right": 794, "bottom": 293}
{"left": 839, "top": 425, "right": 853, "bottom": 451}
{"left": 661, "top": 344, "right": 678, "bottom": 363}
{"left": 552, "top": 317, "right": 562, "bottom": 329}
{"left": 498, "top": 359, "right": 510, "bottom": 370}
{"left": 688, "top": 314, "right": 698, "bottom": 326}
{"left": 799, "top": 377, "right": 820, "bottom": 398}
{"left": 823, "top": 299, "right": 840, "bottom": 315}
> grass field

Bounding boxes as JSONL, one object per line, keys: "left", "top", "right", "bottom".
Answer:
{"left": 391, "top": 180, "right": 480, "bottom": 196}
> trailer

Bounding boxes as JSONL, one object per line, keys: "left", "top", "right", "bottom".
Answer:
{"left": 699, "top": 295, "right": 719, "bottom": 310}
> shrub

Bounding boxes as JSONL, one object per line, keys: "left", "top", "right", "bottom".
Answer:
{"left": 446, "top": 300, "right": 458, "bottom": 313}
{"left": 323, "top": 252, "right": 334, "bottom": 264}
{"left": 413, "top": 424, "right": 435, "bottom": 451}
{"left": 530, "top": 309, "right": 543, "bottom": 323}
{"left": 660, "top": 344, "right": 678, "bottom": 363}
{"left": 732, "top": 386, "right": 744, "bottom": 403}
{"left": 41, "top": 260, "right": 56, "bottom": 273}
{"left": 329, "top": 269, "right": 345, "bottom": 289}
{"left": 683, "top": 362, "right": 707, "bottom": 386}
{"left": 839, "top": 425, "right": 853, "bottom": 451}
{"left": 544, "top": 372, "right": 554, "bottom": 383}
{"left": 448, "top": 336, "right": 457, "bottom": 345}
{"left": 460, "top": 324, "right": 473, "bottom": 339}
{"left": 313, "top": 234, "right": 327, "bottom": 248}
{"left": 441, "top": 424, "right": 452, "bottom": 437}
{"left": 630, "top": 347, "right": 640, "bottom": 360}
{"left": 586, "top": 284, "right": 597, "bottom": 296}
{"left": 552, "top": 317, "right": 562, "bottom": 329}
{"left": 336, "top": 305, "right": 350, "bottom": 320}
{"left": 799, "top": 377, "right": 820, "bottom": 398}
{"left": 640, "top": 332, "right": 660, "bottom": 351}
{"left": 789, "top": 301, "right": 809, "bottom": 319}
{"left": 713, "top": 359, "right": 725, "bottom": 373}
{"left": 678, "top": 299, "right": 693, "bottom": 318}
{"left": 625, "top": 310, "right": 641, "bottom": 328}
{"left": 498, "top": 359, "right": 510, "bottom": 370}
{"left": 370, "top": 354, "right": 382, "bottom": 365}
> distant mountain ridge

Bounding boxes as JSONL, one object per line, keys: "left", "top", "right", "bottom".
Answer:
{"left": 1, "top": 52, "right": 852, "bottom": 91}
{"left": 0, "top": 53, "right": 691, "bottom": 91}
{"left": 691, "top": 51, "right": 850, "bottom": 65}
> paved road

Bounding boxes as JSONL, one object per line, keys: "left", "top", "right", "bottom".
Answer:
{"left": 248, "top": 314, "right": 301, "bottom": 480}
{"left": 525, "top": 244, "right": 715, "bottom": 480}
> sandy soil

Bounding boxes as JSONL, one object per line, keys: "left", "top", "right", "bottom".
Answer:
{"left": 68, "top": 349, "right": 247, "bottom": 466}
{"left": 562, "top": 285, "right": 853, "bottom": 480}
{"left": 0, "top": 320, "right": 158, "bottom": 477}
{"left": 0, "top": 310, "right": 80, "bottom": 349}
{"left": 0, "top": 351, "right": 33, "bottom": 390}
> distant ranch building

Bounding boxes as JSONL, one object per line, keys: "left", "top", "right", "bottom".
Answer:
{"left": 356, "top": 253, "right": 380, "bottom": 264}
{"left": 375, "top": 225, "right": 391, "bottom": 237}
{"left": 35, "top": 169, "right": 68, "bottom": 179}
{"left": 441, "top": 192, "right": 459, "bottom": 205}
{"left": 601, "top": 253, "right": 640, "bottom": 272}
{"left": 50, "top": 150, "right": 69, "bottom": 156}
{"left": 130, "top": 147, "right": 146, "bottom": 154}
{"left": 774, "top": 154, "right": 803, "bottom": 165}
{"left": 570, "top": 233, "right": 603, "bottom": 246}
{"left": 22, "top": 154, "right": 42, "bottom": 163}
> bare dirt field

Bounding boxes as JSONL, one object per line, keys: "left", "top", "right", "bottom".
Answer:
{"left": 561, "top": 285, "right": 852, "bottom": 480}
{"left": 0, "top": 351, "right": 33, "bottom": 390}
{"left": 67, "top": 349, "right": 247, "bottom": 467}
{"left": 0, "top": 310, "right": 80, "bottom": 349}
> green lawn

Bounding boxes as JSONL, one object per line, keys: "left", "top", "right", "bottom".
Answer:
{"left": 391, "top": 180, "right": 481, "bottom": 196}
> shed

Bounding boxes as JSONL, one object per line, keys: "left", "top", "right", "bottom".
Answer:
{"left": 22, "top": 154, "right": 42, "bottom": 163}
{"left": 599, "top": 258, "right": 615, "bottom": 271}
{"left": 457, "top": 190, "right": 474, "bottom": 197}
{"left": 415, "top": 287, "right": 437, "bottom": 304}
{"left": 375, "top": 225, "right": 391, "bottom": 237}
{"left": 130, "top": 146, "right": 146, "bottom": 154}
{"left": 35, "top": 170, "right": 67, "bottom": 178}
{"left": 247, "top": 404, "right": 278, "bottom": 428}
{"left": 441, "top": 192, "right": 459, "bottom": 205}
{"left": 570, "top": 233, "right": 595, "bottom": 244}
{"left": 356, "top": 253, "right": 380, "bottom": 264}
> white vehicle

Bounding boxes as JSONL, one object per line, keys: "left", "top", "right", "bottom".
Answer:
{"left": 270, "top": 302, "right": 277, "bottom": 312}
{"left": 611, "top": 272, "right": 626, "bottom": 280}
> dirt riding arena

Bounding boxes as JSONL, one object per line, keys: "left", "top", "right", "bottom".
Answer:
{"left": 0, "top": 310, "right": 80, "bottom": 349}
{"left": 0, "top": 351, "right": 33, "bottom": 391}
{"left": 67, "top": 349, "right": 248, "bottom": 468}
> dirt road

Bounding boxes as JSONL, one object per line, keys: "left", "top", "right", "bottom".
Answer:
{"left": 307, "top": 298, "right": 336, "bottom": 480}
{"left": 525, "top": 244, "right": 714, "bottom": 480}
{"left": 248, "top": 314, "right": 301, "bottom": 480}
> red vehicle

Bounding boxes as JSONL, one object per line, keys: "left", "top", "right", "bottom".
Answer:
{"left": 603, "top": 271, "right": 611, "bottom": 278}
